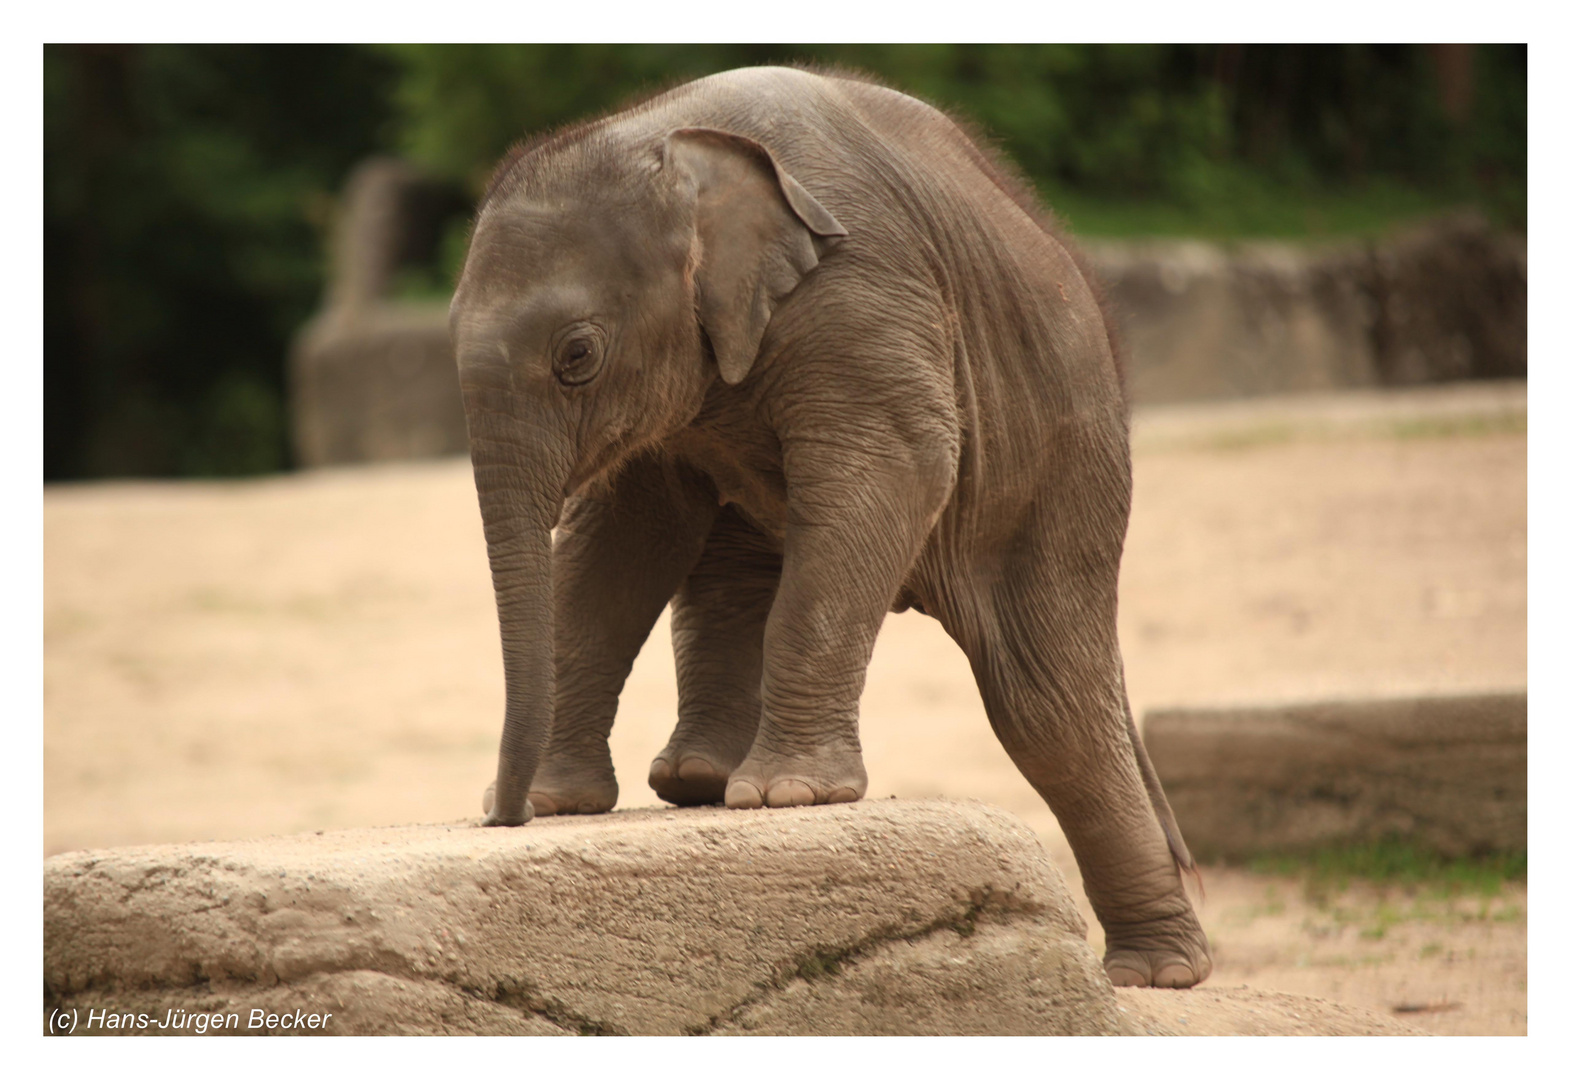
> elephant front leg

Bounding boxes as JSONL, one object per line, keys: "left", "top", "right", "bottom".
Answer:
{"left": 724, "top": 451, "right": 948, "bottom": 810}
{"left": 649, "top": 508, "right": 780, "bottom": 806}
{"left": 492, "top": 455, "right": 717, "bottom": 817}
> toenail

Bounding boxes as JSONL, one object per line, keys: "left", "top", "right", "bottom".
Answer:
{"left": 766, "top": 779, "right": 817, "bottom": 807}
{"left": 726, "top": 780, "right": 764, "bottom": 809}
{"left": 1105, "top": 957, "right": 1151, "bottom": 988}
{"left": 527, "top": 792, "right": 559, "bottom": 816}
{"left": 1152, "top": 962, "right": 1195, "bottom": 989}
{"left": 677, "top": 757, "right": 720, "bottom": 781}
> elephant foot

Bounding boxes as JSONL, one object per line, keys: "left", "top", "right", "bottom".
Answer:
{"left": 527, "top": 785, "right": 617, "bottom": 816}
{"left": 479, "top": 788, "right": 533, "bottom": 826}
{"left": 649, "top": 725, "right": 758, "bottom": 806}
{"left": 649, "top": 752, "right": 730, "bottom": 806}
{"left": 1102, "top": 915, "right": 1213, "bottom": 989}
{"left": 723, "top": 746, "right": 868, "bottom": 809}
{"left": 483, "top": 773, "right": 618, "bottom": 819}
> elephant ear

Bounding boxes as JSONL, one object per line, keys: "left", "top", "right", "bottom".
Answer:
{"left": 665, "top": 128, "right": 847, "bottom": 385}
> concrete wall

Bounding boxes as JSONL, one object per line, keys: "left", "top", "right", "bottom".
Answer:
{"left": 1144, "top": 691, "right": 1527, "bottom": 861}
{"left": 1089, "top": 214, "right": 1526, "bottom": 405}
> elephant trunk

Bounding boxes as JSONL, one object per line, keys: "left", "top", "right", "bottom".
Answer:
{"left": 465, "top": 387, "right": 570, "bottom": 826}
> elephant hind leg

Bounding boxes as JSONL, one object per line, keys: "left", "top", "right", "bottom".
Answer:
{"left": 943, "top": 561, "right": 1212, "bottom": 989}
{"left": 649, "top": 508, "right": 780, "bottom": 806}
{"left": 1126, "top": 701, "right": 1201, "bottom": 886}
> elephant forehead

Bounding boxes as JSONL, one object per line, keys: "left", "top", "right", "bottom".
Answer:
{"left": 452, "top": 282, "right": 598, "bottom": 361}
{"left": 462, "top": 217, "right": 676, "bottom": 333}
{"left": 476, "top": 190, "right": 683, "bottom": 273}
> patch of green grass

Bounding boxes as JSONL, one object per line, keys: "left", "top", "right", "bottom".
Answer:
{"left": 1386, "top": 413, "right": 1527, "bottom": 441}
{"left": 1248, "top": 839, "right": 1526, "bottom": 901}
{"left": 1316, "top": 889, "right": 1524, "bottom": 939}
{"left": 1315, "top": 951, "right": 1398, "bottom": 969}
{"left": 1356, "top": 901, "right": 1417, "bottom": 940}
{"left": 793, "top": 950, "right": 845, "bottom": 982}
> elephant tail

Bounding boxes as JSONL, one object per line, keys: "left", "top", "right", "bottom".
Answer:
{"left": 1126, "top": 706, "right": 1205, "bottom": 900}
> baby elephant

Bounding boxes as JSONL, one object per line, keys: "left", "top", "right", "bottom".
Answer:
{"left": 451, "top": 66, "right": 1211, "bottom": 988}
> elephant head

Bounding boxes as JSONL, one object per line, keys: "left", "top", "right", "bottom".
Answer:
{"left": 449, "top": 126, "right": 846, "bottom": 825}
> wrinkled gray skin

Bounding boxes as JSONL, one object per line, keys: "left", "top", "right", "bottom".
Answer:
{"left": 450, "top": 67, "right": 1211, "bottom": 988}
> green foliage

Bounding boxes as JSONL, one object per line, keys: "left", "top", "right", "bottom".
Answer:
{"left": 388, "top": 218, "right": 475, "bottom": 303}
{"left": 381, "top": 44, "right": 789, "bottom": 191}
{"left": 1048, "top": 177, "right": 1465, "bottom": 240}
{"left": 385, "top": 44, "right": 1526, "bottom": 232}
{"left": 45, "top": 45, "right": 399, "bottom": 479}
{"left": 45, "top": 44, "right": 1526, "bottom": 480}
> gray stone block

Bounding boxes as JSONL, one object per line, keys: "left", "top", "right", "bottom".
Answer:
{"left": 43, "top": 800, "right": 1122, "bottom": 1036}
{"left": 1090, "top": 240, "right": 1381, "bottom": 402}
{"left": 1087, "top": 213, "right": 1526, "bottom": 405}
{"left": 290, "top": 305, "right": 464, "bottom": 467}
{"left": 1144, "top": 691, "right": 1527, "bottom": 860}
{"left": 287, "top": 158, "right": 469, "bottom": 468}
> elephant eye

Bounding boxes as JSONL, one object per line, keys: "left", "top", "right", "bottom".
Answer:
{"left": 552, "top": 326, "right": 605, "bottom": 387}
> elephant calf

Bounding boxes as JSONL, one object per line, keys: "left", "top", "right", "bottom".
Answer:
{"left": 450, "top": 66, "right": 1211, "bottom": 988}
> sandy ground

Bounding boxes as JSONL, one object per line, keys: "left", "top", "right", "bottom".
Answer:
{"left": 44, "top": 381, "right": 1526, "bottom": 1035}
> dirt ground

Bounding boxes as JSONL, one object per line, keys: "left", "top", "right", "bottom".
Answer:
{"left": 43, "top": 381, "right": 1526, "bottom": 1035}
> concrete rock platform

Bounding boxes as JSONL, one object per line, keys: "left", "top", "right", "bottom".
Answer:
{"left": 44, "top": 798, "right": 1421, "bottom": 1035}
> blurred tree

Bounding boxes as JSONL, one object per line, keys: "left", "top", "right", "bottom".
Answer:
{"left": 385, "top": 44, "right": 1524, "bottom": 217}
{"left": 45, "top": 44, "right": 399, "bottom": 480}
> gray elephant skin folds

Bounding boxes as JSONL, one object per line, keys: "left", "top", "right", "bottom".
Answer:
{"left": 451, "top": 67, "right": 1211, "bottom": 990}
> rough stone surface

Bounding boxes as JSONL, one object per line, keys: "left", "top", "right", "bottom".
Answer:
{"left": 1088, "top": 213, "right": 1526, "bottom": 405}
{"left": 1362, "top": 214, "right": 1528, "bottom": 386}
{"left": 290, "top": 305, "right": 463, "bottom": 466}
{"left": 1091, "top": 238, "right": 1382, "bottom": 402}
{"left": 718, "top": 923, "right": 1110, "bottom": 1035}
{"left": 1144, "top": 691, "right": 1527, "bottom": 860}
{"left": 43, "top": 800, "right": 1123, "bottom": 1036}
{"left": 1114, "top": 987, "right": 1424, "bottom": 1036}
